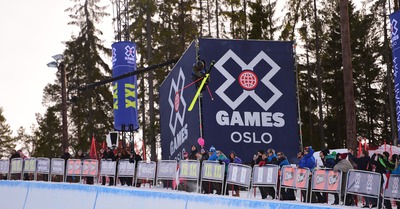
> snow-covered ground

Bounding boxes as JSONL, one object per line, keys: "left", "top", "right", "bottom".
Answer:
{"left": 1, "top": 180, "right": 396, "bottom": 209}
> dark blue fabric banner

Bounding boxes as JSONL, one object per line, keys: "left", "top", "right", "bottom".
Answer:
{"left": 390, "top": 11, "right": 400, "bottom": 144}
{"left": 112, "top": 41, "right": 139, "bottom": 131}
{"left": 160, "top": 42, "right": 201, "bottom": 160}
{"left": 199, "top": 38, "right": 299, "bottom": 163}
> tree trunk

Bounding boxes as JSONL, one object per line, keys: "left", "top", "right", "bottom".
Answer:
{"left": 340, "top": 0, "right": 357, "bottom": 151}
{"left": 146, "top": 2, "right": 156, "bottom": 161}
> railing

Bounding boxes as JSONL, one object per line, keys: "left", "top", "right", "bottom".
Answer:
{"left": 0, "top": 157, "right": 395, "bottom": 206}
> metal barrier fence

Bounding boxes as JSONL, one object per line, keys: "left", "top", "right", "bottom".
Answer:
{"left": 251, "top": 164, "right": 279, "bottom": 198}
{"left": 0, "top": 159, "right": 9, "bottom": 179}
{"left": 116, "top": 159, "right": 135, "bottom": 185}
{"left": 200, "top": 161, "right": 225, "bottom": 194}
{"left": 224, "top": 163, "right": 252, "bottom": 197}
{"left": 1, "top": 157, "right": 396, "bottom": 205}
{"left": 23, "top": 158, "right": 36, "bottom": 180}
{"left": 383, "top": 174, "right": 400, "bottom": 201}
{"left": 279, "top": 165, "right": 310, "bottom": 202}
{"left": 66, "top": 159, "right": 82, "bottom": 183}
{"left": 136, "top": 161, "right": 157, "bottom": 187}
{"left": 310, "top": 169, "right": 342, "bottom": 203}
{"left": 179, "top": 160, "right": 200, "bottom": 192}
{"left": 345, "top": 169, "right": 382, "bottom": 207}
{"left": 156, "top": 160, "right": 177, "bottom": 189}
{"left": 10, "top": 158, "right": 23, "bottom": 180}
{"left": 100, "top": 160, "right": 116, "bottom": 185}
{"left": 36, "top": 158, "right": 50, "bottom": 181}
{"left": 50, "top": 158, "right": 65, "bottom": 182}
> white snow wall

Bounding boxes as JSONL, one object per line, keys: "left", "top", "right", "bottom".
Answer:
{"left": 0, "top": 181, "right": 342, "bottom": 209}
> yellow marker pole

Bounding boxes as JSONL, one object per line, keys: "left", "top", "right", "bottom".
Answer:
{"left": 188, "top": 74, "right": 209, "bottom": 111}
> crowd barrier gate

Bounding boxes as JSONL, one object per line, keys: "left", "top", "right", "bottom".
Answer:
{"left": 81, "top": 159, "right": 98, "bottom": 184}
{"left": 23, "top": 157, "right": 36, "bottom": 180}
{"left": 36, "top": 157, "right": 50, "bottom": 181}
{"left": 0, "top": 159, "right": 9, "bottom": 179}
{"left": 50, "top": 158, "right": 65, "bottom": 182}
{"left": 179, "top": 160, "right": 200, "bottom": 192}
{"left": 135, "top": 161, "right": 156, "bottom": 187}
{"left": 345, "top": 169, "right": 382, "bottom": 207}
{"left": 100, "top": 159, "right": 116, "bottom": 185}
{"left": 251, "top": 164, "right": 279, "bottom": 199}
{"left": 66, "top": 159, "right": 82, "bottom": 183}
{"left": 200, "top": 161, "right": 225, "bottom": 194}
{"left": 156, "top": 160, "right": 177, "bottom": 189}
{"left": 310, "top": 169, "right": 342, "bottom": 203}
{"left": 383, "top": 174, "right": 400, "bottom": 202}
{"left": 224, "top": 163, "right": 252, "bottom": 197}
{"left": 279, "top": 165, "right": 311, "bottom": 202}
{"left": 10, "top": 158, "right": 23, "bottom": 180}
{"left": 116, "top": 159, "right": 135, "bottom": 186}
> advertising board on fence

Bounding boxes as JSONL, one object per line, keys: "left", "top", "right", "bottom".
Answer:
{"left": 100, "top": 160, "right": 116, "bottom": 176}
{"left": 51, "top": 158, "right": 65, "bottom": 175}
{"left": 0, "top": 159, "right": 9, "bottom": 174}
{"left": 117, "top": 159, "right": 134, "bottom": 177}
{"left": 346, "top": 170, "right": 381, "bottom": 196}
{"left": 311, "top": 169, "right": 341, "bottom": 192}
{"left": 201, "top": 161, "right": 225, "bottom": 181}
{"left": 295, "top": 168, "right": 309, "bottom": 189}
{"left": 157, "top": 160, "right": 177, "bottom": 179}
{"left": 226, "top": 163, "right": 252, "bottom": 187}
{"left": 10, "top": 158, "right": 23, "bottom": 173}
{"left": 281, "top": 166, "right": 296, "bottom": 188}
{"left": 384, "top": 174, "right": 400, "bottom": 199}
{"left": 136, "top": 161, "right": 156, "bottom": 180}
{"left": 252, "top": 165, "right": 279, "bottom": 186}
{"left": 82, "top": 160, "right": 98, "bottom": 176}
{"left": 23, "top": 158, "right": 36, "bottom": 173}
{"left": 67, "top": 159, "right": 82, "bottom": 175}
{"left": 179, "top": 160, "right": 200, "bottom": 179}
{"left": 36, "top": 158, "right": 50, "bottom": 174}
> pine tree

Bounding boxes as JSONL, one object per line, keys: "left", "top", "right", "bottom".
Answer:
{"left": 14, "top": 127, "right": 35, "bottom": 157}
{"left": 248, "top": 0, "right": 277, "bottom": 40}
{"left": 63, "top": 0, "right": 114, "bottom": 152}
{"left": 33, "top": 107, "right": 62, "bottom": 158}
{"left": 0, "top": 107, "right": 15, "bottom": 158}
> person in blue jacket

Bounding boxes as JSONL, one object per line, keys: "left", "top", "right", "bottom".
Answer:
{"left": 298, "top": 146, "right": 316, "bottom": 202}
{"left": 298, "top": 146, "right": 316, "bottom": 171}
{"left": 208, "top": 146, "right": 218, "bottom": 161}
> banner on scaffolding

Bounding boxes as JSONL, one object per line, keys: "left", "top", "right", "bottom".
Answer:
{"left": 390, "top": 11, "right": 400, "bottom": 144}
{"left": 159, "top": 42, "right": 201, "bottom": 161}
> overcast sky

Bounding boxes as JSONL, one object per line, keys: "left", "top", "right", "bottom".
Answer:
{"left": 0, "top": 0, "right": 113, "bottom": 135}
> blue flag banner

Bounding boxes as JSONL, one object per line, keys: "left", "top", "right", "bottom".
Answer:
{"left": 390, "top": 11, "right": 400, "bottom": 144}
{"left": 199, "top": 38, "right": 299, "bottom": 163}
{"left": 160, "top": 42, "right": 201, "bottom": 160}
{"left": 112, "top": 41, "right": 139, "bottom": 131}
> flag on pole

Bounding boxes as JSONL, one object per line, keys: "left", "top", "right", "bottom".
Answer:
{"left": 90, "top": 135, "right": 98, "bottom": 160}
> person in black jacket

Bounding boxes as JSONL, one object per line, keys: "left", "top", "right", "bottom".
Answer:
{"left": 251, "top": 150, "right": 265, "bottom": 167}
{"left": 370, "top": 152, "right": 393, "bottom": 209}
{"left": 189, "top": 145, "right": 198, "bottom": 160}
{"left": 101, "top": 147, "right": 115, "bottom": 186}
{"left": 348, "top": 149, "right": 370, "bottom": 171}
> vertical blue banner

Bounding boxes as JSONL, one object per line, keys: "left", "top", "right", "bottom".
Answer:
{"left": 390, "top": 11, "right": 400, "bottom": 144}
{"left": 159, "top": 42, "right": 201, "bottom": 160}
{"left": 112, "top": 41, "right": 139, "bottom": 131}
{"left": 199, "top": 38, "right": 299, "bottom": 163}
